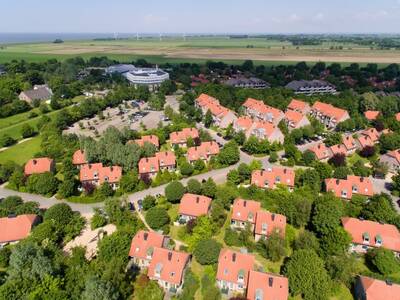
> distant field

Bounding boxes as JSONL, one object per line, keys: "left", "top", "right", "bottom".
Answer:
{"left": 1, "top": 37, "right": 399, "bottom": 65}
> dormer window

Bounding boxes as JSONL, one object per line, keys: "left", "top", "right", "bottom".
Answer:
{"left": 238, "top": 269, "right": 245, "bottom": 282}
{"left": 275, "top": 176, "right": 281, "bottom": 183}
{"left": 341, "top": 190, "right": 348, "bottom": 198}
{"left": 93, "top": 172, "right": 98, "bottom": 179}
{"left": 248, "top": 212, "right": 254, "bottom": 222}
{"left": 104, "top": 176, "right": 109, "bottom": 182}
{"left": 352, "top": 185, "right": 358, "bottom": 193}
{"left": 261, "top": 223, "right": 268, "bottom": 234}
{"left": 264, "top": 181, "right": 269, "bottom": 187}
{"left": 363, "top": 232, "right": 370, "bottom": 244}
{"left": 375, "top": 234, "right": 382, "bottom": 246}
{"left": 155, "top": 263, "right": 163, "bottom": 277}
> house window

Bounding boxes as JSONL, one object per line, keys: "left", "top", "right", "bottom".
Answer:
{"left": 341, "top": 190, "right": 348, "bottom": 198}
{"left": 352, "top": 185, "right": 358, "bottom": 193}
{"left": 275, "top": 176, "right": 281, "bottom": 183}
{"left": 363, "top": 232, "right": 370, "bottom": 244}
{"left": 261, "top": 223, "right": 268, "bottom": 234}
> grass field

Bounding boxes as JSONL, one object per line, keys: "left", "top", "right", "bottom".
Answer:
{"left": 0, "top": 136, "right": 41, "bottom": 164}
{"left": 1, "top": 37, "right": 399, "bottom": 65}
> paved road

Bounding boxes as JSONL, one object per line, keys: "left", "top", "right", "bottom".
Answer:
{"left": 0, "top": 188, "right": 102, "bottom": 215}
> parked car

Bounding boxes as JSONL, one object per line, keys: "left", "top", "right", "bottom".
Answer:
{"left": 137, "top": 199, "right": 143, "bottom": 211}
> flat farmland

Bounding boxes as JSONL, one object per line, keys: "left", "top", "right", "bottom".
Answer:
{"left": 1, "top": 37, "right": 400, "bottom": 64}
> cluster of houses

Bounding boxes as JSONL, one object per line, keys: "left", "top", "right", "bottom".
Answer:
{"left": 307, "top": 128, "right": 383, "bottom": 162}
{"left": 195, "top": 93, "right": 354, "bottom": 146}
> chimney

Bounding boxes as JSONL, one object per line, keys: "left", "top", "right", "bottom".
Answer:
{"left": 360, "top": 177, "right": 364, "bottom": 182}
{"left": 284, "top": 168, "right": 287, "bottom": 174}
{"left": 232, "top": 253, "right": 236, "bottom": 262}
{"left": 33, "top": 159, "right": 37, "bottom": 165}
{"left": 261, "top": 170, "right": 264, "bottom": 176}
{"left": 272, "top": 213, "right": 275, "bottom": 221}
{"left": 144, "top": 232, "right": 148, "bottom": 241}
{"left": 196, "top": 196, "right": 200, "bottom": 204}
{"left": 168, "top": 252, "right": 172, "bottom": 261}
{"left": 269, "top": 277, "right": 274, "bottom": 287}
{"left": 386, "top": 279, "right": 393, "bottom": 286}
{"left": 318, "top": 144, "right": 321, "bottom": 149}
{"left": 110, "top": 166, "right": 114, "bottom": 172}
{"left": 243, "top": 201, "right": 247, "bottom": 207}
{"left": 146, "top": 158, "right": 148, "bottom": 162}
{"left": 336, "top": 179, "right": 340, "bottom": 185}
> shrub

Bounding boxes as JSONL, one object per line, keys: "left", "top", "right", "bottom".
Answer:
{"left": 0, "top": 134, "right": 16, "bottom": 147}
{"left": 165, "top": 181, "right": 185, "bottom": 203}
{"left": 44, "top": 203, "right": 74, "bottom": 227}
{"left": 142, "top": 195, "right": 156, "bottom": 211}
{"left": 20, "top": 124, "right": 35, "bottom": 139}
{"left": 26, "top": 172, "right": 59, "bottom": 196}
{"left": 145, "top": 207, "right": 170, "bottom": 230}
{"left": 367, "top": 248, "right": 400, "bottom": 275}
{"left": 193, "top": 239, "right": 222, "bottom": 265}
{"left": 186, "top": 179, "right": 202, "bottom": 194}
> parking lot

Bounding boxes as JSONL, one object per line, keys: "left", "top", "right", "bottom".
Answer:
{"left": 63, "top": 100, "right": 171, "bottom": 138}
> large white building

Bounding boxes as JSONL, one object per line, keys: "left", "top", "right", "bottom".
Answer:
{"left": 123, "top": 67, "right": 170, "bottom": 89}
{"left": 106, "top": 64, "right": 170, "bottom": 90}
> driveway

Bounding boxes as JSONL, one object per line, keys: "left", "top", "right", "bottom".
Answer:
{"left": 370, "top": 177, "right": 400, "bottom": 212}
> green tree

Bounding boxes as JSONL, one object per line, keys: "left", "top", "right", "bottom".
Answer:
{"left": 204, "top": 109, "right": 213, "bottom": 128}
{"left": 227, "top": 169, "right": 241, "bottom": 185}
{"left": 201, "top": 178, "right": 217, "bottom": 198}
{"left": 26, "top": 172, "right": 59, "bottom": 196}
{"left": 294, "top": 230, "right": 320, "bottom": 253}
{"left": 179, "top": 269, "right": 199, "bottom": 300}
{"left": 257, "top": 232, "right": 287, "bottom": 262}
{"left": 312, "top": 194, "right": 343, "bottom": 236}
{"left": 284, "top": 249, "right": 331, "bottom": 300}
{"left": 186, "top": 179, "right": 202, "bottom": 194}
{"left": 217, "top": 141, "right": 240, "bottom": 166}
{"left": 44, "top": 203, "right": 74, "bottom": 228}
{"left": 302, "top": 150, "right": 316, "bottom": 166}
{"left": 82, "top": 276, "right": 119, "bottom": 300}
{"left": 332, "top": 166, "right": 351, "bottom": 179}
{"left": 367, "top": 248, "right": 400, "bottom": 275}
{"left": 21, "top": 123, "right": 35, "bottom": 139}
{"left": 180, "top": 161, "right": 194, "bottom": 176}
{"left": 165, "top": 181, "right": 185, "bottom": 203}
{"left": 319, "top": 227, "right": 352, "bottom": 257}
{"left": 142, "top": 195, "right": 156, "bottom": 210}
{"left": 193, "top": 239, "right": 222, "bottom": 265}
{"left": 145, "top": 207, "right": 170, "bottom": 230}
{"left": 269, "top": 151, "right": 278, "bottom": 163}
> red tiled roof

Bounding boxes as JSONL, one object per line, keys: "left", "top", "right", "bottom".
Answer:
{"left": 396, "top": 113, "right": 400, "bottom": 122}
{"left": 187, "top": 142, "right": 220, "bottom": 162}
{"left": 251, "top": 167, "right": 295, "bottom": 189}
{"left": 329, "top": 144, "right": 347, "bottom": 156}
{"left": 235, "top": 116, "right": 254, "bottom": 133}
{"left": 364, "top": 110, "right": 380, "bottom": 121}
{"left": 232, "top": 199, "right": 261, "bottom": 223}
{"left": 24, "top": 157, "right": 54, "bottom": 175}
{"left": 0, "top": 214, "right": 38, "bottom": 243}
{"left": 342, "top": 217, "right": 400, "bottom": 252}
{"left": 169, "top": 128, "right": 199, "bottom": 145}
{"left": 255, "top": 211, "right": 286, "bottom": 237}
{"left": 253, "top": 121, "right": 281, "bottom": 139}
{"left": 138, "top": 157, "right": 160, "bottom": 174}
{"left": 138, "top": 152, "right": 176, "bottom": 175}
{"left": 358, "top": 276, "right": 400, "bottom": 300}
{"left": 284, "top": 110, "right": 307, "bottom": 128}
{"left": 217, "top": 249, "right": 255, "bottom": 286}
{"left": 148, "top": 247, "right": 190, "bottom": 285}
{"left": 287, "top": 99, "right": 309, "bottom": 112}
{"left": 361, "top": 128, "right": 380, "bottom": 143}
{"left": 155, "top": 151, "right": 176, "bottom": 167}
{"left": 342, "top": 135, "right": 358, "bottom": 151}
{"left": 179, "top": 193, "right": 212, "bottom": 217}
{"left": 308, "top": 143, "right": 330, "bottom": 160}
{"left": 243, "top": 98, "right": 284, "bottom": 122}
{"left": 72, "top": 150, "right": 87, "bottom": 165}
{"left": 134, "top": 135, "right": 160, "bottom": 148}
{"left": 357, "top": 135, "right": 375, "bottom": 148}
{"left": 312, "top": 101, "right": 349, "bottom": 122}
{"left": 129, "top": 230, "right": 165, "bottom": 259}
{"left": 325, "top": 175, "right": 374, "bottom": 199}
{"left": 247, "top": 270, "right": 289, "bottom": 300}
{"left": 196, "top": 93, "right": 232, "bottom": 118}
{"left": 79, "top": 163, "right": 122, "bottom": 184}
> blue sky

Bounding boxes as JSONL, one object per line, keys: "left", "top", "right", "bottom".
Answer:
{"left": 2, "top": 0, "right": 400, "bottom": 33}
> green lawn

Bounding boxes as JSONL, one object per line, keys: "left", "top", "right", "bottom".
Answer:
{"left": 0, "top": 109, "right": 60, "bottom": 140}
{"left": 0, "top": 136, "right": 41, "bottom": 164}
{"left": 0, "top": 108, "right": 41, "bottom": 129}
